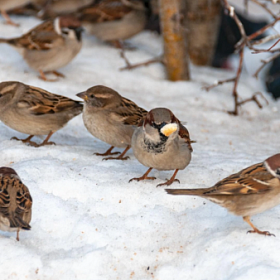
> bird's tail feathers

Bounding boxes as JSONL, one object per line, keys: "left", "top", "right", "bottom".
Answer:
{"left": 165, "top": 188, "right": 206, "bottom": 196}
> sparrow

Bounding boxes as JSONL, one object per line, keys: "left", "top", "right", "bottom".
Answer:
{"left": 0, "top": 15, "right": 83, "bottom": 81}
{"left": 0, "top": 81, "right": 83, "bottom": 147}
{"left": 166, "top": 154, "right": 280, "bottom": 236}
{"left": 129, "top": 108, "right": 194, "bottom": 187}
{"left": 76, "top": 0, "right": 147, "bottom": 48}
{"left": 0, "top": 0, "right": 33, "bottom": 26}
{"left": 76, "top": 85, "right": 147, "bottom": 160}
{"left": 38, "top": 0, "right": 94, "bottom": 18}
{"left": 0, "top": 167, "right": 32, "bottom": 241}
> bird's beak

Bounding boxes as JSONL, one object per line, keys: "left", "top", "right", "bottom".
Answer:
{"left": 160, "top": 123, "right": 178, "bottom": 136}
{"left": 76, "top": 92, "right": 88, "bottom": 101}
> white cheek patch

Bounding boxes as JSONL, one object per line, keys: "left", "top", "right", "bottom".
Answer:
{"left": 160, "top": 123, "right": 178, "bottom": 137}
{"left": 54, "top": 17, "right": 61, "bottom": 35}
{"left": 264, "top": 161, "right": 280, "bottom": 178}
{"left": 67, "top": 29, "right": 76, "bottom": 40}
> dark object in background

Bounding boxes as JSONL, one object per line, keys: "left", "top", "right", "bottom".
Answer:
{"left": 266, "top": 57, "right": 280, "bottom": 99}
{"left": 212, "top": 10, "right": 267, "bottom": 68}
{"left": 213, "top": 10, "right": 280, "bottom": 100}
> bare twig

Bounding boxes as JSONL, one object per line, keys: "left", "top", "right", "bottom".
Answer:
{"left": 253, "top": 52, "right": 280, "bottom": 78}
{"left": 250, "top": 0, "right": 277, "bottom": 19}
{"left": 253, "top": 34, "right": 280, "bottom": 46}
{"left": 119, "top": 50, "right": 164, "bottom": 71}
{"left": 204, "top": 0, "right": 273, "bottom": 115}
{"left": 251, "top": 38, "right": 280, "bottom": 53}
{"left": 202, "top": 78, "right": 235, "bottom": 91}
{"left": 237, "top": 92, "right": 269, "bottom": 108}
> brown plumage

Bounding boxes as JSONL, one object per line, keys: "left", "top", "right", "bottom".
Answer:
{"left": 130, "top": 108, "right": 194, "bottom": 187}
{"left": 166, "top": 154, "right": 280, "bottom": 236}
{"left": 0, "top": 81, "right": 83, "bottom": 147}
{"left": 0, "top": 16, "right": 83, "bottom": 80}
{"left": 76, "top": 0, "right": 146, "bottom": 47}
{"left": 77, "top": 85, "right": 147, "bottom": 160}
{"left": 0, "top": 167, "right": 32, "bottom": 241}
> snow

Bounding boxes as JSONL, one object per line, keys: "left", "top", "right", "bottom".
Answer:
{"left": 0, "top": 16, "right": 280, "bottom": 280}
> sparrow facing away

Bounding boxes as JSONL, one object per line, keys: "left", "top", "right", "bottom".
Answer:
{"left": 77, "top": 0, "right": 147, "bottom": 48}
{"left": 0, "top": 0, "right": 33, "bottom": 26}
{"left": 166, "top": 154, "right": 280, "bottom": 236}
{"left": 129, "top": 108, "right": 194, "bottom": 187}
{"left": 0, "top": 16, "right": 83, "bottom": 81}
{"left": 77, "top": 85, "right": 147, "bottom": 160}
{"left": 0, "top": 81, "right": 83, "bottom": 147}
{"left": 0, "top": 167, "right": 32, "bottom": 241}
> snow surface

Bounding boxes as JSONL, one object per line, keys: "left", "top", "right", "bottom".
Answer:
{"left": 0, "top": 16, "right": 280, "bottom": 280}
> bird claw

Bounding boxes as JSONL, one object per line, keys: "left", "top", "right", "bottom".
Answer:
{"left": 129, "top": 176, "right": 156, "bottom": 183}
{"left": 95, "top": 151, "right": 121, "bottom": 156}
{"left": 103, "top": 156, "right": 130, "bottom": 161}
{"left": 11, "top": 137, "right": 38, "bottom": 147}
{"left": 40, "top": 141, "right": 56, "bottom": 147}
{"left": 157, "top": 178, "right": 180, "bottom": 188}
{"left": 246, "top": 230, "right": 275, "bottom": 237}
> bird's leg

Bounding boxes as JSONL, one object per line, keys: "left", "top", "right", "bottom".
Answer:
{"left": 38, "top": 70, "right": 60, "bottom": 82}
{"left": 129, "top": 167, "right": 156, "bottom": 183}
{"left": 103, "top": 145, "right": 130, "bottom": 160}
{"left": 157, "top": 169, "right": 180, "bottom": 187}
{"left": 51, "top": 70, "right": 65, "bottom": 78}
{"left": 243, "top": 216, "right": 275, "bottom": 236}
{"left": 11, "top": 135, "right": 38, "bottom": 146}
{"left": 95, "top": 146, "right": 120, "bottom": 156}
{"left": 37, "top": 131, "right": 56, "bottom": 147}
{"left": 16, "top": 228, "right": 20, "bottom": 241}
{"left": 1, "top": 9, "right": 19, "bottom": 26}
{"left": 110, "top": 40, "right": 135, "bottom": 50}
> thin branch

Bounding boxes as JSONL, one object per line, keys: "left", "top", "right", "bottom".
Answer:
{"left": 253, "top": 34, "right": 280, "bottom": 46}
{"left": 202, "top": 78, "right": 235, "bottom": 91}
{"left": 251, "top": 38, "right": 280, "bottom": 53}
{"left": 119, "top": 50, "right": 164, "bottom": 71}
{"left": 204, "top": 0, "right": 271, "bottom": 115}
{"left": 250, "top": 0, "right": 277, "bottom": 19}
{"left": 253, "top": 52, "right": 280, "bottom": 78}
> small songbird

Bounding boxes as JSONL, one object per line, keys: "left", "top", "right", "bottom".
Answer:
{"left": 76, "top": 0, "right": 147, "bottom": 48}
{"left": 0, "top": 16, "right": 83, "bottom": 81}
{"left": 0, "top": 167, "right": 32, "bottom": 241}
{"left": 77, "top": 85, "right": 147, "bottom": 160}
{"left": 166, "top": 154, "right": 280, "bottom": 236}
{"left": 0, "top": 81, "right": 83, "bottom": 147}
{"left": 0, "top": 0, "right": 33, "bottom": 26}
{"left": 129, "top": 108, "right": 194, "bottom": 187}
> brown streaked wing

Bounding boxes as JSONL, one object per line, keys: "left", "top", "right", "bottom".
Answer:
{"left": 10, "top": 20, "right": 60, "bottom": 50}
{"left": 13, "top": 179, "right": 32, "bottom": 229}
{"left": 178, "top": 123, "right": 193, "bottom": 152}
{"left": 204, "top": 163, "right": 274, "bottom": 196}
{"left": 111, "top": 97, "right": 147, "bottom": 125}
{"left": 0, "top": 176, "right": 10, "bottom": 217}
{"left": 17, "top": 85, "right": 82, "bottom": 115}
{"left": 79, "top": 0, "right": 132, "bottom": 23}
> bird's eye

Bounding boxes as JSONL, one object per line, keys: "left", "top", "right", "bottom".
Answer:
{"left": 276, "top": 169, "right": 280, "bottom": 175}
{"left": 90, "top": 94, "right": 95, "bottom": 98}
{"left": 0, "top": 94, "right": 2, "bottom": 98}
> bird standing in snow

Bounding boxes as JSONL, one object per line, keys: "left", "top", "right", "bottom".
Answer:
{"left": 166, "top": 153, "right": 280, "bottom": 236}
{"left": 77, "top": 85, "right": 147, "bottom": 160}
{"left": 0, "top": 16, "right": 83, "bottom": 81}
{"left": 130, "top": 107, "right": 194, "bottom": 187}
{"left": 0, "top": 81, "right": 83, "bottom": 147}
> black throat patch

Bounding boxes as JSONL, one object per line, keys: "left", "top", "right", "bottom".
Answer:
{"left": 143, "top": 127, "right": 168, "bottom": 154}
